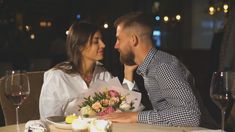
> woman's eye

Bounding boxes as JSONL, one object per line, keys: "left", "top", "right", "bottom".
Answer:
{"left": 93, "top": 41, "right": 99, "bottom": 44}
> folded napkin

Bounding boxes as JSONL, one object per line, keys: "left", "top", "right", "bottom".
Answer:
{"left": 25, "top": 120, "right": 48, "bottom": 132}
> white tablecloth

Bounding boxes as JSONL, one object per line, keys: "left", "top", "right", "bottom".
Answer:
{"left": 0, "top": 122, "right": 212, "bottom": 132}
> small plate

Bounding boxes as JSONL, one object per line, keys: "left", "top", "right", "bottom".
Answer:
{"left": 46, "top": 116, "right": 71, "bottom": 129}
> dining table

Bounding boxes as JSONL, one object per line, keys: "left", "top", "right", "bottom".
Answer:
{"left": 0, "top": 122, "right": 212, "bottom": 132}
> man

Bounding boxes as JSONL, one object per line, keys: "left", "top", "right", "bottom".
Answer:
{"left": 101, "top": 12, "right": 216, "bottom": 127}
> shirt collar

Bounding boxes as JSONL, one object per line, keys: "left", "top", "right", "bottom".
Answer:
{"left": 136, "top": 48, "right": 157, "bottom": 76}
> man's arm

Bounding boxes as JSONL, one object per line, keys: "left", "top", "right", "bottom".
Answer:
{"left": 138, "top": 63, "right": 200, "bottom": 126}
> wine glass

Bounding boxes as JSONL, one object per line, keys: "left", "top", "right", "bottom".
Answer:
{"left": 210, "top": 71, "right": 234, "bottom": 130}
{"left": 4, "top": 70, "right": 30, "bottom": 132}
{"left": 228, "top": 72, "right": 235, "bottom": 99}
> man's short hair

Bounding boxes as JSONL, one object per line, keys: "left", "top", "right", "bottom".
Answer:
{"left": 114, "top": 11, "right": 154, "bottom": 38}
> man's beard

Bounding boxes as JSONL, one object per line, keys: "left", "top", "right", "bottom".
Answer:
{"left": 119, "top": 50, "right": 136, "bottom": 66}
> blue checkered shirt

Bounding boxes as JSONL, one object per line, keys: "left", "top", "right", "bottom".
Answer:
{"left": 136, "top": 48, "right": 200, "bottom": 127}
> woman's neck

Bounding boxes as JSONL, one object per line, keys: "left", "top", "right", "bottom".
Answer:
{"left": 80, "top": 60, "right": 96, "bottom": 78}
{"left": 78, "top": 60, "right": 96, "bottom": 86}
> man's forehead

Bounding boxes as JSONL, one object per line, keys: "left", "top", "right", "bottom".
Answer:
{"left": 116, "top": 25, "right": 123, "bottom": 37}
{"left": 116, "top": 25, "right": 123, "bottom": 32}
{"left": 117, "top": 24, "right": 130, "bottom": 34}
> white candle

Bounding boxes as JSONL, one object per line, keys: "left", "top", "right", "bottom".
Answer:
{"left": 89, "top": 119, "right": 111, "bottom": 132}
{"left": 72, "top": 119, "right": 88, "bottom": 132}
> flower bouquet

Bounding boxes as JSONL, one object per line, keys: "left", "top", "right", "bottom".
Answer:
{"left": 80, "top": 88, "right": 135, "bottom": 117}
{"left": 64, "top": 77, "right": 141, "bottom": 117}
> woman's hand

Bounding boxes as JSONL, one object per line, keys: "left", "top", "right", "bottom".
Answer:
{"left": 124, "top": 64, "right": 138, "bottom": 82}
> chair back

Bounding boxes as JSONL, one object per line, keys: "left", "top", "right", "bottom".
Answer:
{"left": 0, "top": 71, "right": 44, "bottom": 125}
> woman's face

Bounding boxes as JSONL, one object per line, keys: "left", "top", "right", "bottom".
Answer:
{"left": 81, "top": 31, "right": 105, "bottom": 62}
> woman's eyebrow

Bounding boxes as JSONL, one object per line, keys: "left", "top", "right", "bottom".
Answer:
{"left": 93, "top": 36, "right": 102, "bottom": 40}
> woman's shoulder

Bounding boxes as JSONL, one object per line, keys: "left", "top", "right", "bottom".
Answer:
{"left": 44, "top": 68, "right": 69, "bottom": 80}
{"left": 45, "top": 68, "right": 65, "bottom": 75}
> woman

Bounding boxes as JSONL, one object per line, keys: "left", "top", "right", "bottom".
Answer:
{"left": 39, "top": 21, "right": 136, "bottom": 119}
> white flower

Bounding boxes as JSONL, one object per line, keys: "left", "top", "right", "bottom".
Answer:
{"left": 119, "top": 101, "right": 131, "bottom": 111}
{"left": 80, "top": 105, "right": 96, "bottom": 117}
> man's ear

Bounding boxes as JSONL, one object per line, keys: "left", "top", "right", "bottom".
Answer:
{"left": 131, "top": 34, "right": 139, "bottom": 47}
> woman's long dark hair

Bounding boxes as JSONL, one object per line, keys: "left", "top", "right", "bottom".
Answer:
{"left": 54, "top": 21, "right": 100, "bottom": 74}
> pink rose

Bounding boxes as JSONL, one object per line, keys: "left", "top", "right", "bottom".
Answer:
{"left": 97, "top": 106, "right": 115, "bottom": 116}
{"left": 108, "top": 90, "right": 120, "bottom": 97}
{"left": 109, "top": 97, "right": 120, "bottom": 106}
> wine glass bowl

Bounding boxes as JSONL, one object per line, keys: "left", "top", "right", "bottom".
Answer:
{"left": 210, "top": 71, "right": 234, "bottom": 130}
{"left": 228, "top": 73, "right": 235, "bottom": 100}
{"left": 4, "top": 70, "right": 30, "bottom": 132}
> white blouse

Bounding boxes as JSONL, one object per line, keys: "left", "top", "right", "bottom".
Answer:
{"left": 39, "top": 63, "right": 134, "bottom": 119}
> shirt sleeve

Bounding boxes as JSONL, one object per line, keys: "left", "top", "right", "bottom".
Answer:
{"left": 137, "top": 62, "right": 201, "bottom": 127}
{"left": 122, "top": 79, "right": 137, "bottom": 91}
{"left": 39, "top": 70, "right": 68, "bottom": 120}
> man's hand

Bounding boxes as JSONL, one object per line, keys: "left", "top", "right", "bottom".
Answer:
{"left": 124, "top": 64, "right": 138, "bottom": 82}
{"left": 99, "top": 112, "right": 138, "bottom": 123}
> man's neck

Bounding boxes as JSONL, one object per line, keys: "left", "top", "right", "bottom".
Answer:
{"left": 135, "top": 42, "right": 154, "bottom": 65}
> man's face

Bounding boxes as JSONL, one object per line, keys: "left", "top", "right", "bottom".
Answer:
{"left": 114, "top": 24, "right": 136, "bottom": 65}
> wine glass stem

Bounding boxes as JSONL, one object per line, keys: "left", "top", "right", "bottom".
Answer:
{"left": 221, "top": 109, "right": 226, "bottom": 130}
{"left": 16, "top": 106, "right": 20, "bottom": 132}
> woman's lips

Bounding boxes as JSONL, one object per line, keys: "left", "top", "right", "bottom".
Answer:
{"left": 98, "top": 50, "right": 104, "bottom": 55}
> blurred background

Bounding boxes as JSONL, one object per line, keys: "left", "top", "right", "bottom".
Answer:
{"left": 0, "top": 0, "right": 233, "bottom": 128}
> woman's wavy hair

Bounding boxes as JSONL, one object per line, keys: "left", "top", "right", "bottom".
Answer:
{"left": 54, "top": 21, "right": 100, "bottom": 74}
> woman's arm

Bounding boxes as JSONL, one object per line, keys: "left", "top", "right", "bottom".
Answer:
{"left": 123, "top": 64, "right": 138, "bottom": 91}
{"left": 39, "top": 70, "right": 67, "bottom": 120}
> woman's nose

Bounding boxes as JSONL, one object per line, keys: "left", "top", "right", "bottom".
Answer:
{"left": 100, "top": 40, "right": 105, "bottom": 48}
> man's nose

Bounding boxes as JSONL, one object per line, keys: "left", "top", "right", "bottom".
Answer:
{"left": 114, "top": 42, "right": 119, "bottom": 49}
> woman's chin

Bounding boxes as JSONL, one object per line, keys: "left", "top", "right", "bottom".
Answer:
{"left": 97, "top": 56, "right": 104, "bottom": 60}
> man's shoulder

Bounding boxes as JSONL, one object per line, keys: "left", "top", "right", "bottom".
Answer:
{"left": 156, "top": 50, "right": 176, "bottom": 59}
{"left": 152, "top": 50, "right": 178, "bottom": 64}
